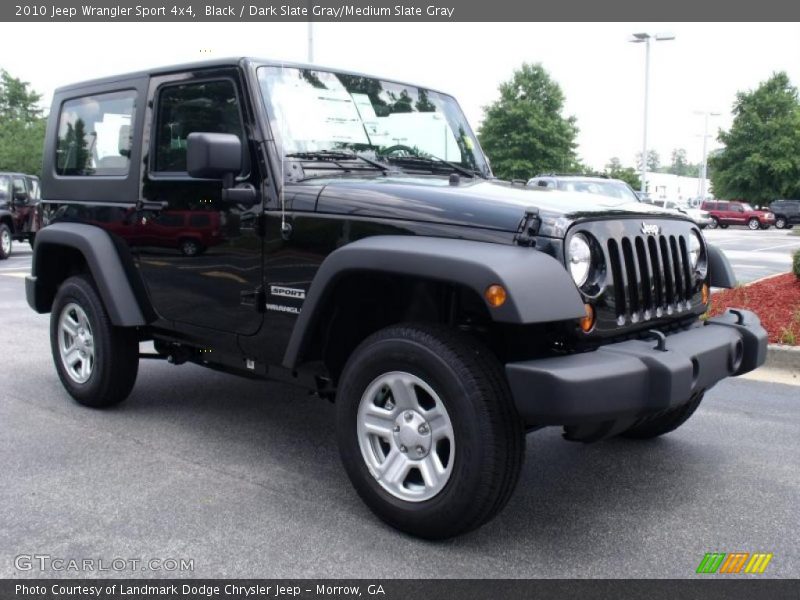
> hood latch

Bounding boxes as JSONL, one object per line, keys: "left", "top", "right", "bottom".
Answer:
{"left": 514, "top": 208, "right": 541, "bottom": 247}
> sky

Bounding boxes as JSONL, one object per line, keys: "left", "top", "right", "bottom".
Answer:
{"left": 1, "top": 21, "right": 798, "bottom": 170}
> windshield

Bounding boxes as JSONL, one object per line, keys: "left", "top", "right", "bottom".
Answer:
{"left": 257, "top": 66, "right": 489, "bottom": 178}
{"left": 556, "top": 179, "right": 640, "bottom": 203}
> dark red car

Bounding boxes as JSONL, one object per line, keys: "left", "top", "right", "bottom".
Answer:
{"left": 701, "top": 200, "right": 775, "bottom": 230}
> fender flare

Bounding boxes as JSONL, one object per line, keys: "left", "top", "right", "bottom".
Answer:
{"left": 707, "top": 243, "right": 737, "bottom": 288}
{"left": 282, "top": 235, "right": 586, "bottom": 368}
{"left": 28, "top": 223, "right": 147, "bottom": 326}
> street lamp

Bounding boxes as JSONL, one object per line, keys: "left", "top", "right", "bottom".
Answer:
{"left": 694, "top": 110, "right": 720, "bottom": 202}
{"left": 630, "top": 32, "right": 675, "bottom": 195}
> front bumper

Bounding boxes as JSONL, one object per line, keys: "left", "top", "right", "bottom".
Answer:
{"left": 506, "top": 309, "right": 767, "bottom": 426}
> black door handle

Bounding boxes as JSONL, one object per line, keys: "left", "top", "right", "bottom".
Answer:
{"left": 138, "top": 200, "right": 168, "bottom": 211}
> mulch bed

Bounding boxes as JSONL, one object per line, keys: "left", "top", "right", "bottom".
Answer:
{"left": 708, "top": 273, "right": 800, "bottom": 345}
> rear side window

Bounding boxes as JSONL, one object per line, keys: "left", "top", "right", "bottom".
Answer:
{"left": 0, "top": 176, "right": 8, "bottom": 201}
{"left": 56, "top": 90, "right": 136, "bottom": 176}
{"left": 153, "top": 80, "right": 243, "bottom": 173}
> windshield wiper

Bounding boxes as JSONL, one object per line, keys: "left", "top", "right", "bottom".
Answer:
{"left": 285, "top": 150, "right": 398, "bottom": 175}
{"left": 380, "top": 154, "right": 486, "bottom": 179}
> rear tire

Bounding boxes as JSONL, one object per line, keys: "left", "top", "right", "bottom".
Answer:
{"left": 620, "top": 393, "right": 704, "bottom": 439}
{"left": 336, "top": 323, "right": 525, "bottom": 539}
{"left": 0, "top": 224, "right": 12, "bottom": 259}
{"left": 708, "top": 217, "right": 719, "bottom": 229}
{"left": 50, "top": 275, "right": 139, "bottom": 408}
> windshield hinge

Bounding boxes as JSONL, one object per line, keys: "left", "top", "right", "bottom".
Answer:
{"left": 514, "top": 208, "right": 540, "bottom": 247}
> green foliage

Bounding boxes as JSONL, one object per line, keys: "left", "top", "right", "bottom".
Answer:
{"left": 0, "top": 69, "right": 46, "bottom": 176}
{"left": 635, "top": 149, "right": 660, "bottom": 172}
{"left": 604, "top": 157, "right": 641, "bottom": 190}
{"left": 478, "top": 63, "right": 579, "bottom": 180}
{"left": 710, "top": 72, "right": 800, "bottom": 204}
{"left": 793, "top": 248, "right": 800, "bottom": 280}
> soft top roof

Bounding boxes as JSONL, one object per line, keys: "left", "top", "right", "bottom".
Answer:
{"left": 53, "top": 57, "right": 450, "bottom": 96}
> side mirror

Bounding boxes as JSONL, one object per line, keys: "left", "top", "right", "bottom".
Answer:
{"left": 186, "top": 132, "right": 242, "bottom": 180}
{"left": 186, "top": 132, "right": 257, "bottom": 207}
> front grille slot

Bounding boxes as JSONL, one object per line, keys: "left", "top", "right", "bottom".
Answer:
{"left": 605, "top": 230, "right": 694, "bottom": 323}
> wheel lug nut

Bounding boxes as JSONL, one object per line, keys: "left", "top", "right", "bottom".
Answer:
{"left": 384, "top": 401, "right": 394, "bottom": 410}
{"left": 416, "top": 446, "right": 425, "bottom": 456}
{"left": 393, "top": 425, "right": 400, "bottom": 433}
{"left": 399, "top": 445, "right": 407, "bottom": 453}
{"left": 404, "top": 411, "right": 414, "bottom": 422}
{"left": 418, "top": 424, "right": 429, "bottom": 434}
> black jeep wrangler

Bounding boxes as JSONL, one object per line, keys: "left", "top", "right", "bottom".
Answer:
{"left": 0, "top": 172, "right": 40, "bottom": 258}
{"left": 27, "top": 58, "right": 767, "bottom": 539}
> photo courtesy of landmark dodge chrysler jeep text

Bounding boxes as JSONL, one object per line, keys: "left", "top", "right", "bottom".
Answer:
{"left": 27, "top": 58, "right": 767, "bottom": 539}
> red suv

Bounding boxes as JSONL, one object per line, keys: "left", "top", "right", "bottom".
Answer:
{"left": 701, "top": 200, "right": 775, "bottom": 230}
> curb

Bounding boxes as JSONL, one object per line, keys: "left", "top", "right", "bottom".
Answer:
{"left": 766, "top": 344, "right": 800, "bottom": 374}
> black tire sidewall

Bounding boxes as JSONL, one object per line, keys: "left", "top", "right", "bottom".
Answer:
{"left": 709, "top": 217, "right": 718, "bottom": 229}
{"left": 0, "top": 224, "right": 11, "bottom": 259}
{"left": 337, "top": 335, "right": 494, "bottom": 533}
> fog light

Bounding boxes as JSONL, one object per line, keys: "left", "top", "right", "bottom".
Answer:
{"left": 485, "top": 284, "right": 507, "bottom": 308}
{"left": 579, "top": 303, "right": 595, "bottom": 333}
{"left": 701, "top": 283, "right": 709, "bottom": 305}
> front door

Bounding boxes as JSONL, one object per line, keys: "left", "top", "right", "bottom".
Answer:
{"left": 137, "top": 69, "right": 264, "bottom": 335}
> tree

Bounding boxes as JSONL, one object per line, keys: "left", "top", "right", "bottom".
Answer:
{"left": 709, "top": 72, "right": 800, "bottom": 203}
{"left": 0, "top": 70, "right": 46, "bottom": 176}
{"left": 604, "top": 157, "right": 641, "bottom": 190}
{"left": 635, "top": 150, "right": 660, "bottom": 173}
{"left": 669, "top": 148, "right": 688, "bottom": 176}
{"left": 478, "top": 63, "right": 579, "bottom": 180}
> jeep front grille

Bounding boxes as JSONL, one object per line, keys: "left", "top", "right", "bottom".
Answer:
{"left": 606, "top": 232, "right": 694, "bottom": 325}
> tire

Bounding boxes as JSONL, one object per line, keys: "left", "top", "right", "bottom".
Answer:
{"left": 28, "top": 233, "right": 36, "bottom": 248}
{"left": 620, "top": 393, "right": 704, "bottom": 439}
{"left": 720, "top": 224, "right": 729, "bottom": 229}
{"left": 748, "top": 218, "right": 760, "bottom": 230}
{"left": 760, "top": 224, "right": 771, "bottom": 230}
{"left": 775, "top": 217, "right": 787, "bottom": 229}
{"left": 0, "top": 224, "right": 12, "bottom": 259}
{"left": 708, "top": 217, "right": 719, "bottom": 229}
{"left": 179, "top": 239, "right": 201, "bottom": 256}
{"left": 336, "top": 323, "right": 525, "bottom": 539}
{"left": 50, "top": 275, "right": 139, "bottom": 408}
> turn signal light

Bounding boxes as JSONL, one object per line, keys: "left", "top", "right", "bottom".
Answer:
{"left": 485, "top": 284, "right": 507, "bottom": 308}
{"left": 579, "top": 303, "right": 595, "bottom": 333}
{"left": 701, "top": 283, "right": 710, "bottom": 305}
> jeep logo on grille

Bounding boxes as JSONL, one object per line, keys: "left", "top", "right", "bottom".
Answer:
{"left": 641, "top": 222, "right": 661, "bottom": 236}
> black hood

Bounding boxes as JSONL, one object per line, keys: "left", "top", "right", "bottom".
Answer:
{"left": 314, "top": 176, "right": 690, "bottom": 237}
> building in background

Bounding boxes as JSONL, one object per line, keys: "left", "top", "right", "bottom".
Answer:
{"left": 644, "top": 172, "right": 712, "bottom": 205}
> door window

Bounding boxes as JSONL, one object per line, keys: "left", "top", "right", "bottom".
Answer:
{"left": 12, "top": 178, "right": 28, "bottom": 203}
{"left": 153, "top": 80, "right": 244, "bottom": 173}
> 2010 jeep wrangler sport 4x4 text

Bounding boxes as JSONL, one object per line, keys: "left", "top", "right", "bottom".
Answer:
{"left": 27, "top": 58, "right": 767, "bottom": 539}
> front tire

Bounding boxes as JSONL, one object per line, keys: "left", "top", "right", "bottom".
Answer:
{"left": 620, "top": 393, "right": 704, "bottom": 439}
{"left": 775, "top": 217, "right": 787, "bottom": 229}
{"left": 748, "top": 218, "right": 760, "bottom": 230}
{"left": 0, "top": 224, "right": 12, "bottom": 259}
{"left": 336, "top": 324, "right": 525, "bottom": 539}
{"left": 50, "top": 275, "right": 139, "bottom": 408}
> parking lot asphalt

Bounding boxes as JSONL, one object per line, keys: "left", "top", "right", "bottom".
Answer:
{"left": 1, "top": 242, "right": 798, "bottom": 579}
{"left": 703, "top": 227, "right": 800, "bottom": 283}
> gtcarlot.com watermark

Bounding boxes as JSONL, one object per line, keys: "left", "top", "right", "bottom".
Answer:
{"left": 15, "top": 554, "right": 194, "bottom": 573}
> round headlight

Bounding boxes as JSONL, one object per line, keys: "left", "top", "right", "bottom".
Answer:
{"left": 688, "top": 230, "right": 703, "bottom": 270}
{"left": 568, "top": 233, "right": 592, "bottom": 287}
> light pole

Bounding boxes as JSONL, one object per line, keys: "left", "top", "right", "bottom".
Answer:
{"left": 694, "top": 110, "right": 720, "bottom": 202}
{"left": 630, "top": 32, "right": 675, "bottom": 195}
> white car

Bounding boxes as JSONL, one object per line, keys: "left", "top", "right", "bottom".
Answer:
{"left": 653, "top": 199, "right": 713, "bottom": 229}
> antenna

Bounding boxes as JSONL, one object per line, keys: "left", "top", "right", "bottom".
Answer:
{"left": 279, "top": 61, "right": 290, "bottom": 239}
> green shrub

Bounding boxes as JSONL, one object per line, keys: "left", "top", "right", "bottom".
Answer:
{"left": 794, "top": 249, "right": 800, "bottom": 280}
